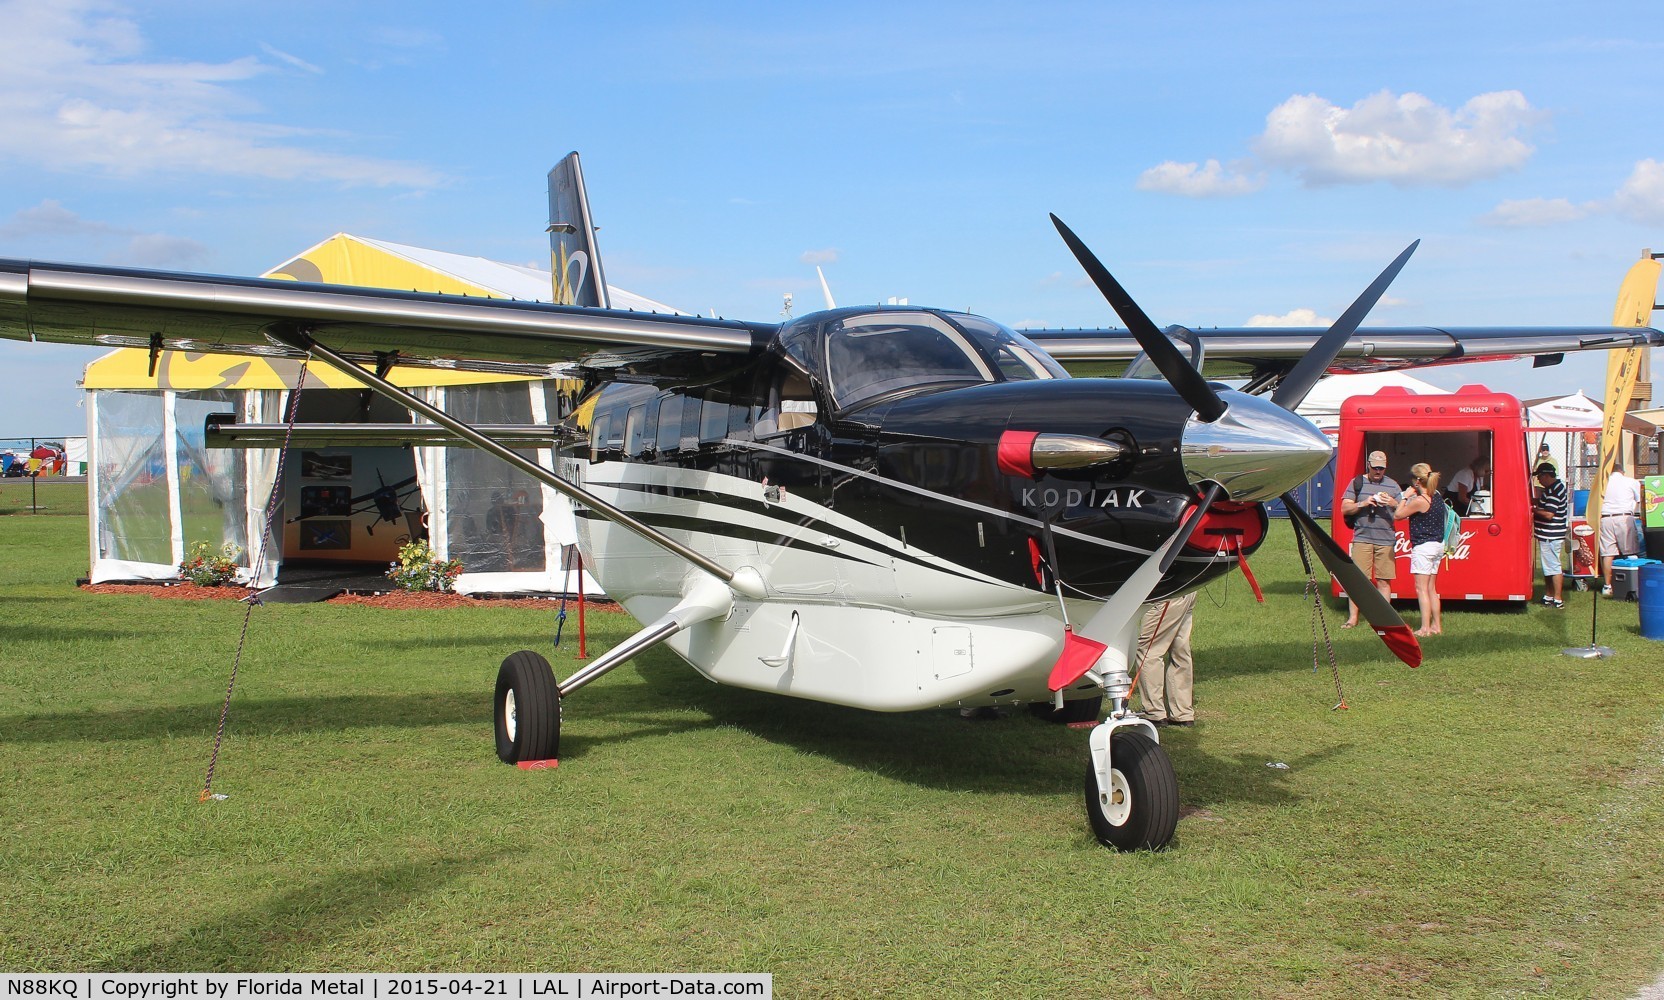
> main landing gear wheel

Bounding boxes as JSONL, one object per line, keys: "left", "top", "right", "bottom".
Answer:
{"left": 495, "top": 650, "right": 561, "bottom": 764}
{"left": 1028, "top": 694, "right": 1105, "bottom": 724}
{"left": 1084, "top": 729, "right": 1178, "bottom": 851}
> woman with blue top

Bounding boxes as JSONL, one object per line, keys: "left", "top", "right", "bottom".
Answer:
{"left": 1395, "top": 462, "right": 1447, "bottom": 636}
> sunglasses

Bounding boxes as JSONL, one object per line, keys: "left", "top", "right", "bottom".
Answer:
{"left": 1369, "top": 465, "right": 1386, "bottom": 471}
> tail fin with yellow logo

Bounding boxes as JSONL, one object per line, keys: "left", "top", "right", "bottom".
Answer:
{"left": 546, "top": 152, "right": 609, "bottom": 309}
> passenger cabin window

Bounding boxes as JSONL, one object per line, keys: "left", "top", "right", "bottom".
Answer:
{"left": 641, "top": 400, "right": 661, "bottom": 455}
{"left": 679, "top": 395, "right": 701, "bottom": 450}
{"left": 623, "top": 404, "right": 646, "bottom": 458}
{"left": 698, "top": 395, "right": 728, "bottom": 445}
{"left": 656, "top": 395, "right": 683, "bottom": 455}
{"left": 589, "top": 411, "right": 610, "bottom": 461}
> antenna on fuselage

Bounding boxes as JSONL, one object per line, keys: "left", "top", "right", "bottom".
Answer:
{"left": 781, "top": 292, "right": 794, "bottom": 319}
{"left": 816, "top": 266, "right": 837, "bottom": 309}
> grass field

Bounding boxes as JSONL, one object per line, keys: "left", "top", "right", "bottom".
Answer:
{"left": 2, "top": 482, "right": 1662, "bottom": 996}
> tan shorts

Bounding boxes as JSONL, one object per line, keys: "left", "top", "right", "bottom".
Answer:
{"left": 1599, "top": 515, "right": 1640, "bottom": 557}
{"left": 1350, "top": 541, "right": 1397, "bottom": 581}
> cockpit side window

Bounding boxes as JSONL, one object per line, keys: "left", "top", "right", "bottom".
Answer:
{"left": 951, "top": 314, "right": 1067, "bottom": 380}
{"left": 826, "top": 312, "right": 993, "bottom": 410}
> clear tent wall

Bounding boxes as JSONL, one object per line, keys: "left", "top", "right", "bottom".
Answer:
{"left": 87, "top": 388, "right": 256, "bottom": 584}
{"left": 87, "top": 380, "right": 591, "bottom": 595}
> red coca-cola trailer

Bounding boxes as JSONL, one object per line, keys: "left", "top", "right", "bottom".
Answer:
{"left": 1332, "top": 385, "right": 1536, "bottom": 604}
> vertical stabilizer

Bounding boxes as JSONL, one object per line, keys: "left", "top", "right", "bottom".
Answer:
{"left": 546, "top": 152, "right": 610, "bottom": 309}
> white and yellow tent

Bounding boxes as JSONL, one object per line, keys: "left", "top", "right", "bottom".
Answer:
{"left": 81, "top": 234, "right": 671, "bottom": 593}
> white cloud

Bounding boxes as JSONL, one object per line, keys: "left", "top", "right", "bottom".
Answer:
{"left": 800, "top": 248, "right": 839, "bottom": 265}
{"left": 1613, "top": 158, "right": 1664, "bottom": 226}
{"left": 1478, "top": 197, "right": 1592, "bottom": 228}
{"left": 0, "top": 199, "right": 207, "bottom": 267}
{"left": 1246, "top": 308, "right": 1334, "bottom": 327}
{"left": 1253, "top": 89, "right": 1538, "bottom": 187}
{"left": 258, "top": 42, "right": 324, "bottom": 75}
{"left": 0, "top": 0, "right": 441, "bottom": 187}
{"left": 0, "top": 200, "right": 105, "bottom": 240}
{"left": 123, "top": 233, "right": 210, "bottom": 268}
{"left": 1476, "top": 158, "right": 1664, "bottom": 228}
{"left": 1136, "top": 159, "right": 1263, "bottom": 198}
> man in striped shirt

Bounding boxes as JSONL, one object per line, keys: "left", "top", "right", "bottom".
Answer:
{"left": 1532, "top": 463, "right": 1569, "bottom": 608}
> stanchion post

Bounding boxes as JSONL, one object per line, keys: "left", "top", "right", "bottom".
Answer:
{"left": 577, "top": 551, "right": 588, "bottom": 660}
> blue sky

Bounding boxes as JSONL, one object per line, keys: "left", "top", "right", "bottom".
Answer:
{"left": 2, "top": 0, "right": 1661, "bottom": 435}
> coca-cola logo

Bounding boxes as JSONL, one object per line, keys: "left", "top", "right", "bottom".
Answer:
{"left": 1393, "top": 529, "right": 1473, "bottom": 561}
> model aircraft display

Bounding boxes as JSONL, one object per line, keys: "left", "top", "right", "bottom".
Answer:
{"left": 2, "top": 153, "right": 1659, "bottom": 850}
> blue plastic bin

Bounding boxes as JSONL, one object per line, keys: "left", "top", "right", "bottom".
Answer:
{"left": 1641, "top": 563, "right": 1664, "bottom": 640}
{"left": 1572, "top": 489, "right": 1590, "bottom": 517}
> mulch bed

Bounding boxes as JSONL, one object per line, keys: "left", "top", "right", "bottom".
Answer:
{"left": 81, "top": 582, "right": 248, "bottom": 601}
{"left": 78, "top": 582, "right": 621, "bottom": 611}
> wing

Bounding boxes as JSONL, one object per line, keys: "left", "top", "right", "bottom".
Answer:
{"left": 0, "top": 258, "right": 773, "bottom": 377}
{"left": 1023, "top": 325, "right": 1664, "bottom": 384}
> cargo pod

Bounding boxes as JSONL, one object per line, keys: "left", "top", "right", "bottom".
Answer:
{"left": 1333, "top": 385, "right": 1535, "bottom": 605}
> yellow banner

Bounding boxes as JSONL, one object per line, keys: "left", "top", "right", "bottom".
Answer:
{"left": 1589, "top": 254, "right": 1661, "bottom": 547}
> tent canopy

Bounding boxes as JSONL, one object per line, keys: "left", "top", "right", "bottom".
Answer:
{"left": 80, "top": 232, "right": 636, "bottom": 596}
{"left": 1525, "top": 390, "right": 1658, "bottom": 435}
{"left": 83, "top": 232, "right": 685, "bottom": 391}
{"left": 1294, "top": 370, "right": 1448, "bottom": 431}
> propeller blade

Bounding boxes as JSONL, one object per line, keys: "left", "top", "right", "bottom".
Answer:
{"left": 1270, "top": 240, "right": 1420, "bottom": 411}
{"left": 1050, "top": 214, "right": 1227, "bottom": 423}
{"left": 1281, "top": 492, "right": 1421, "bottom": 668}
{"left": 1052, "top": 485, "right": 1223, "bottom": 691}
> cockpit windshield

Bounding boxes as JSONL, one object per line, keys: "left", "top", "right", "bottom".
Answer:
{"left": 819, "top": 310, "right": 1064, "bottom": 410}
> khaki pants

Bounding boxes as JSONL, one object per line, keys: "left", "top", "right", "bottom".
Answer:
{"left": 1135, "top": 592, "right": 1197, "bottom": 723}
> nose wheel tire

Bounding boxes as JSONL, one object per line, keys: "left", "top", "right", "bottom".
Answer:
{"left": 494, "top": 650, "right": 561, "bottom": 764}
{"left": 1084, "top": 729, "right": 1178, "bottom": 851}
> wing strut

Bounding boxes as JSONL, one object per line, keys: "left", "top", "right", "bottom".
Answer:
{"left": 270, "top": 328, "right": 764, "bottom": 599}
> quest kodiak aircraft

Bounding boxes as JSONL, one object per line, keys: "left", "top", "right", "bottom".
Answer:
{"left": 3, "top": 153, "right": 1658, "bottom": 850}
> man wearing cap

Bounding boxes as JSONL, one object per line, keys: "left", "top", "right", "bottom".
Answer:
{"left": 1532, "top": 462, "right": 1569, "bottom": 608}
{"left": 1533, "top": 442, "right": 1560, "bottom": 476}
{"left": 1598, "top": 463, "right": 1643, "bottom": 596}
{"left": 1338, "top": 450, "right": 1404, "bottom": 629}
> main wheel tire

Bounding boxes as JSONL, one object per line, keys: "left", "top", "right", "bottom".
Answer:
{"left": 494, "top": 650, "right": 560, "bottom": 764}
{"left": 1029, "top": 694, "right": 1104, "bottom": 725}
{"left": 1083, "top": 729, "right": 1178, "bottom": 851}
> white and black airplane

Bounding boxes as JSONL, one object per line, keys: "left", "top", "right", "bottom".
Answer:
{"left": 2, "top": 153, "right": 1658, "bottom": 850}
